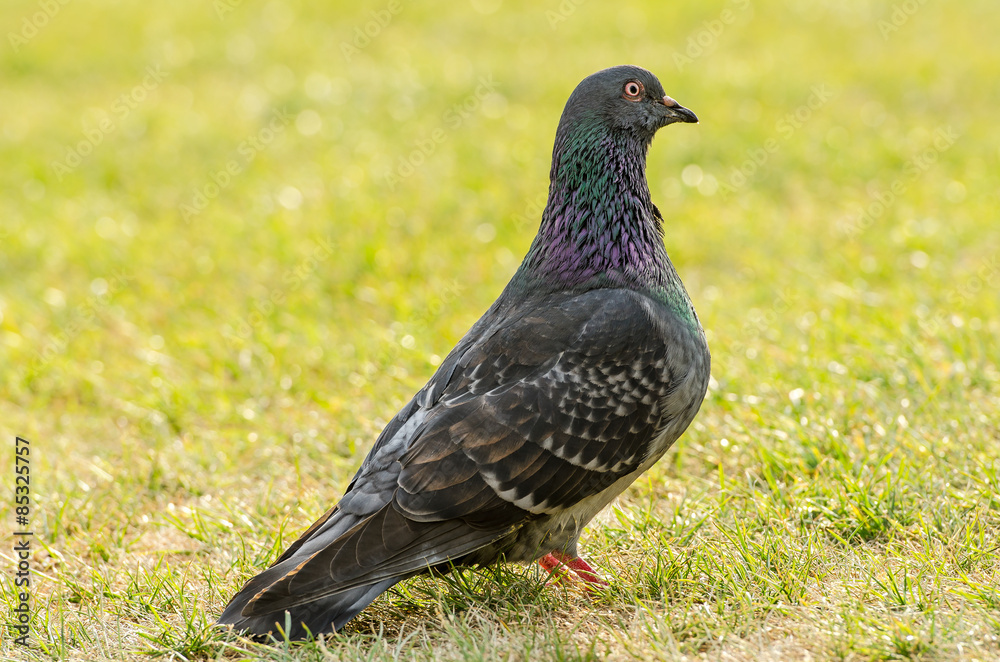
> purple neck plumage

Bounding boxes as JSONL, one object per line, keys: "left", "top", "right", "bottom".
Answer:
{"left": 517, "top": 120, "right": 673, "bottom": 292}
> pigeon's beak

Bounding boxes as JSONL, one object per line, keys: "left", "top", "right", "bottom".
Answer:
{"left": 660, "top": 95, "right": 698, "bottom": 124}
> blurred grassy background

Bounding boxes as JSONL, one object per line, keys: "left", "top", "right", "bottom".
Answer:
{"left": 1, "top": 0, "right": 998, "bottom": 659}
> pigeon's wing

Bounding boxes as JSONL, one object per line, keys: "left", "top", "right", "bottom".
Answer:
{"left": 239, "top": 287, "right": 704, "bottom": 617}
{"left": 416, "top": 288, "right": 700, "bottom": 517}
{"left": 264, "top": 393, "right": 431, "bottom": 568}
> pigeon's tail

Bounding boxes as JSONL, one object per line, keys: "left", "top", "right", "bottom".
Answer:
{"left": 216, "top": 573, "right": 404, "bottom": 639}
{"left": 216, "top": 500, "right": 509, "bottom": 639}
{"left": 215, "top": 504, "right": 410, "bottom": 639}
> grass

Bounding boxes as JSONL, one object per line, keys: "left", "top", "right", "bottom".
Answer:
{"left": 1, "top": 0, "right": 998, "bottom": 659}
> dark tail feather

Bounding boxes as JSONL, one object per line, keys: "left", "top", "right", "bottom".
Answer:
{"left": 216, "top": 490, "right": 511, "bottom": 638}
{"left": 217, "top": 576, "right": 405, "bottom": 640}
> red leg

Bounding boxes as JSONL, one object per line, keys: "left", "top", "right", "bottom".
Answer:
{"left": 538, "top": 552, "right": 571, "bottom": 585}
{"left": 538, "top": 552, "right": 563, "bottom": 574}
{"left": 562, "top": 554, "right": 608, "bottom": 586}
{"left": 537, "top": 551, "right": 608, "bottom": 589}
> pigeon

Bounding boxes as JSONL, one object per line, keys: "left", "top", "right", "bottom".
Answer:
{"left": 218, "top": 64, "right": 711, "bottom": 640}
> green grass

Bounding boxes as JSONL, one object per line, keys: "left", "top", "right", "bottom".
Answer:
{"left": 2, "top": 0, "right": 999, "bottom": 659}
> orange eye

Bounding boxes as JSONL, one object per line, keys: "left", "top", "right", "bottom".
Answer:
{"left": 623, "top": 81, "right": 643, "bottom": 101}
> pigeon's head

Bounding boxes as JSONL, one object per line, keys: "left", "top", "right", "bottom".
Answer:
{"left": 558, "top": 65, "right": 697, "bottom": 140}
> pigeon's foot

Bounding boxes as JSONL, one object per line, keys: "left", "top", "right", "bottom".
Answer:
{"left": 538, "top": 551, "right": 609, "bottom": 590}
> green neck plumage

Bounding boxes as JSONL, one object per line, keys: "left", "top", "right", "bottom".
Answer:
{"left": 510, "top": 116, "right": 697, "bottom": 325}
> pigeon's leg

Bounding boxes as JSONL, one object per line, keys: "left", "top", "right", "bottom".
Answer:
{"left": 538, "top": 552, "right": 569, "bottom": 580}
{"left": 538, "top": 552, "right": 560, "bottom": 573}
{"left": 538, "top": 551, "right": 608, "bottom": 588}
{"left": 562, "top": 554, "right": 608, "bottom": 586}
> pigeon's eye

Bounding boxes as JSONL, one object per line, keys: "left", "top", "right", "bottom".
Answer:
{"left": 623, "top": 81, "right": 643, "bottom": 101}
